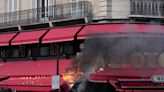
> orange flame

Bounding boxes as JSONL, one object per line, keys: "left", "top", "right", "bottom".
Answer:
{"left": 62, "top": 70, "right": 83, "bottom": 84}
{"left": 99, "top": 67, "right": 104, "bottom": 72}
{"left": 62, "top": 67, "right": 104, "bottom": 84}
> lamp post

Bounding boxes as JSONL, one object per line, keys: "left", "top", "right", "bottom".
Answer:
{"left": 56, "top": 45, "right": 60, "bottom": 92}
{"left": 56, "top": 45, "right": 59, "bottom": 76}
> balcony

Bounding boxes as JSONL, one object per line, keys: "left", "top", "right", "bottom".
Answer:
{"left": 130, "top": 0, "right": 164, "bottom": 19}
{"left": 0, "top": 1, "right": 92, "bottom": 30}
{"left": 130, "top": 10, "right": 164, "bottom": 19}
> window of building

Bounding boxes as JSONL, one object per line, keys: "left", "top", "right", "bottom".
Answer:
{"left": 31, "top": 45, "right": 40, "bottom": 57}
{"left": 134, "top": 1, "right": 138, "bottom": 14}
{"left": 19, "top": 45, "right": 25, "bottom": 57}
{"left": 48, "top": 0, "right": 56, "bottom": 6}
{"left": 152, "top": 2, "right": 155, "bottom": 15}
{"left": 32, "top": 0, "right": 37, "bottom": 8}
{"left": 62, "top": 44, "right": 74, "bottom": 55}
{"left": 12, "top": 49, "right": 19, "bottom": 57}
{"left": 0, "top": 41, "right": 83, "bottom": 60}
{"left": 136, "top": 1, "right": 140, "bottom": 14}
{"left": 25, "top": 44, "right": 40, "bottom": 57}
{"left": 78, "top": 2, "right": 83, "bottom": 13}
{"left": 26, "top": 48, "right": 31, "bottom": 57}
{"left": 155, "top": 2, "right": 158, "bottom": 15}
{"left": 41, "top": 0, "right": 46, "bottom": 17}
{"left": 10, "top": 46, "right": 20, "bottom": 58}
{"left": 40, "top": 44, "right": 50, "bottom": 56}
{"left": 37, "top": 0, "right": 48, "bottom": 18}
{"left": 58, "top": 42, "right": 74, "bottom": 57}
{"left": 162, "top": 2, "right": 164, "bottom": 16}
{"left": 50, "top": 44, "right": 56, "bottom": 56}
{"left": 137, "top": 1, "right": 141, "bottom": 14}
{"left": 0, "top": 47, "right": 10, "bottom": 61}
{"left": 71, "top": 1, "right": 82, "bottom": 17}
{"left": 8, "top": 0, "right": 18, "bottom": 12}
{"left": 148, "top": 2, "right": 152, "bottom": 15}
{"left": 152, "top": 2, "right": 157, "bottom": 15}
{"left": 72, "top": 3, "right": 77, "bottom": 15}
{"left": 7, "top": 0, "right": 19, "bottom": 21}
{"left": 140, "top": 1, "right": 144, "bottom": 14}
{"left": 131, "top": 2, "right": 136, "bottom": 14}
{"left": 145, "top": 2, "right": 148, "bottom": 15}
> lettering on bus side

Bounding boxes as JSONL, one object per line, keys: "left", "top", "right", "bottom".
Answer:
{"left": 110, "top": 52, "right": 164, "bottom": 68}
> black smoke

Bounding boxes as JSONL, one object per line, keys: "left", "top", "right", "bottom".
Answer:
{"left": 71, "top": 24, "right": 164, "bottom": 92}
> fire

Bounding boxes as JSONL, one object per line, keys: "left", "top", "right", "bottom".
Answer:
{"left": 99, "top": 67, "right": 104, "bottom": 72}
{"left": 62, "top": 70, "right": 83, "bottom": 84}
{"left": 92, "top": 67, "right": 105, "bottom": 73}
{"left": 62, "top": 71, "right": 76, "bottom": 84}
{"left": 62, "top": 67, "right": 104, "bottom": 84}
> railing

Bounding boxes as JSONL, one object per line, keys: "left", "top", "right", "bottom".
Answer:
{"left": 131, "top": 10, "right": 164, "bottom": 17}
{"left": 0, "top": 1, "right": 92, "bottom": 29}
{"left": 130, "top": 1, "right": 164, "bottom": 18}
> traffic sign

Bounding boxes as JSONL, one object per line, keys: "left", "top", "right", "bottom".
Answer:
{"left": 52, "top": 75, "right": 60, "bottom": 89}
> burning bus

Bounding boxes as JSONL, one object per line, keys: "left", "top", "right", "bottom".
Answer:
{"left": 0, "top": 23, "right": 164, "bottom": 92}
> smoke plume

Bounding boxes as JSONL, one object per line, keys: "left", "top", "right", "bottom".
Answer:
{"left": 72, "top": 23, "right": 164, "bottom": 92}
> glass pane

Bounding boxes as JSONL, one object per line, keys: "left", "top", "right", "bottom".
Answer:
{"left": 40, "top": 47, "right": 49, "bottom": 56}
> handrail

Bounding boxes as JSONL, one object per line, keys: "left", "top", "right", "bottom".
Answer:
{"left": 0, "top": 1, "right": 92, "bottom": 29}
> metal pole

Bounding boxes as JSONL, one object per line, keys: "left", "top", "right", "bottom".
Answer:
{"left": 56, "top": 45, "right": 60, "bottom": 92}
{"left": 56, "top": 45, "right": 59, "bottom": 75}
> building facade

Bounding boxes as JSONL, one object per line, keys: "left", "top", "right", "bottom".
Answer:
{"left": 0, "top": 0, "right": 163, "bottom": 30}
{"left": 0, "top": 0, "right": 131, "bottom": 23}
{"left": 78, "top": 0, "right": 130, "bottom": 20}
{"left": 0, "top": 0, "right": 92, "bottom": 29}
{"left": 0, "top": 0, "right": 33, "bottom": 13}
{"left": 0, "top": 0, "right": 164, "bottom": 92}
